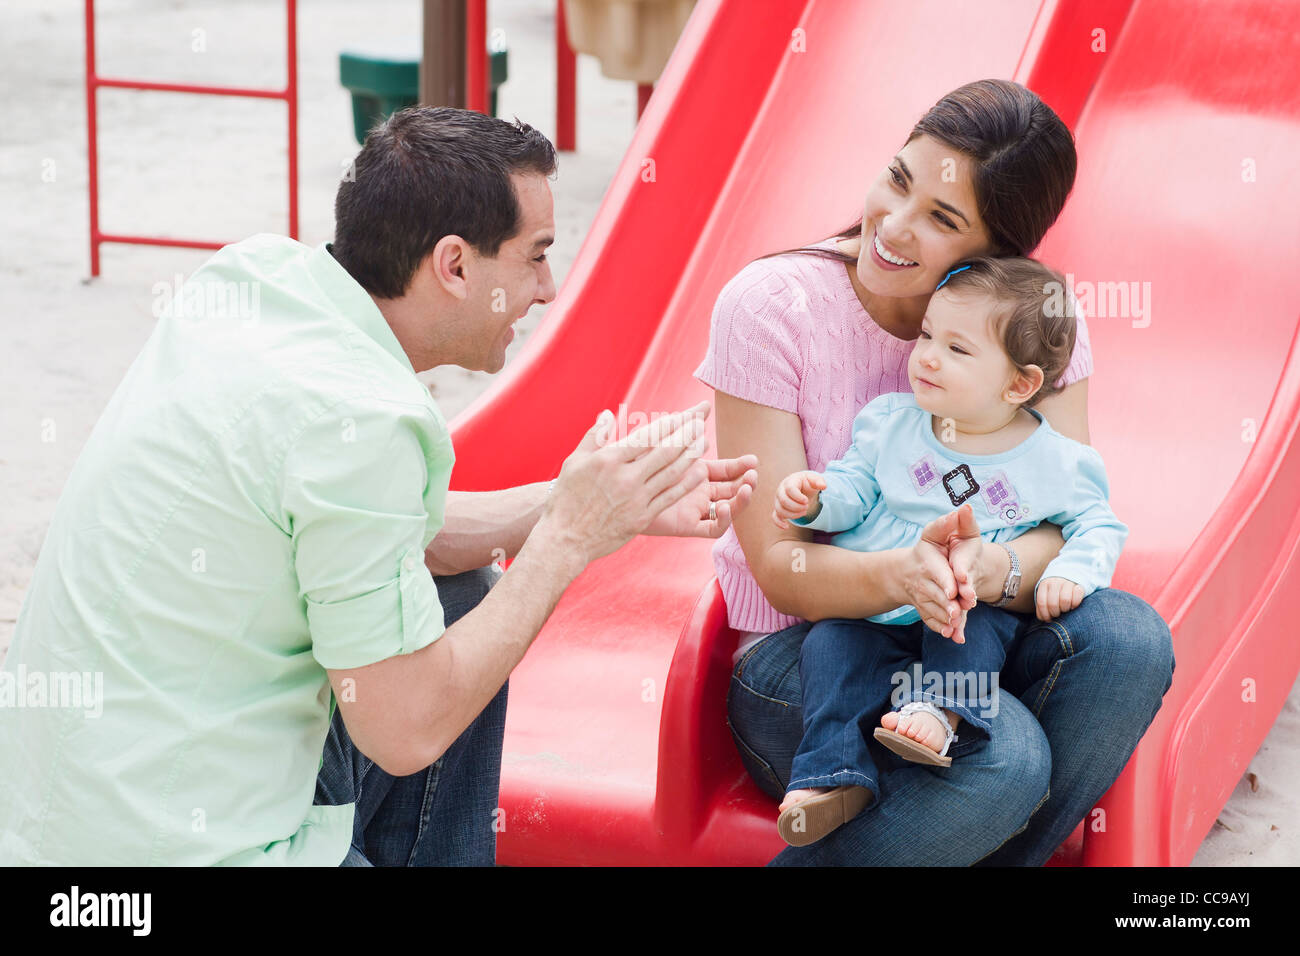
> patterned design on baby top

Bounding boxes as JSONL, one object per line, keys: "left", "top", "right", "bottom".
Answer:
{"left": 979, "top": 469, "right": 1028, "bottom": 522}
{"left": 942, "top": 463, "right": 980, "bottom": 507}
{"left": 909, "top": 456, "right": 1031, "bottom": 524}
{"left": 908, "top": 454, "right": 942, "bottom": 495}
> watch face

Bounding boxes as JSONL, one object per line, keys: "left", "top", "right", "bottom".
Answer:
{"left": 1001, "top": 544, "right": 1021, "bottom": 600}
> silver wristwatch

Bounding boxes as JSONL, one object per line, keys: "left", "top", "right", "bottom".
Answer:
{"left": 992, "top": 542, "right": 1021, "bottom": 608}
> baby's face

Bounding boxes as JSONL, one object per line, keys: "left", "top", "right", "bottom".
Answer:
{"left": 908, "top": 288, "right": 1022, "bottom": 425}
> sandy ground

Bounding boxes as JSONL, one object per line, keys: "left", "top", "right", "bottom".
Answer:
{"left": 1, "top": 0, "right": 1294, "bottom": 866}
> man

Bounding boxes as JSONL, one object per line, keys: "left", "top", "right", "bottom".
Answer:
{"left": 0, "top": 107, "right": 757, "bottom": 865}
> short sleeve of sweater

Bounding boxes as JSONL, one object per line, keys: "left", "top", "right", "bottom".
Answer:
{"left": 1056, "top": 292, "right": 1094, "bottom": 389}
{"left": 693, "top": 260, "right": 805, "bottom": 415}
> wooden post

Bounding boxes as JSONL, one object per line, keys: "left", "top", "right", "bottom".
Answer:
{"left": 421, "top": 0, "right": 467, "bottom": 107}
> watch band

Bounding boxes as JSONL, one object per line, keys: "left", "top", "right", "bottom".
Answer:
{"left": 992, "top": 542, "right": 1021, "bottom": 607}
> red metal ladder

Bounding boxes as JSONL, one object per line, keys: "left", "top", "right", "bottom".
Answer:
{"left": 84, "top": 0, "right": 299, "bottom": 276}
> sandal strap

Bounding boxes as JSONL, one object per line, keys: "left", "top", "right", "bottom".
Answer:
{"left": 895, "top": 700, "right": 958, "bottom": 758}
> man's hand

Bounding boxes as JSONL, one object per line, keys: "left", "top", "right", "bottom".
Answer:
{"left": 538, "top": 402, "right": 715, "bottom": 566}
{"left": 1036, "top": 576, "right": 1085, "bottom": 621}
{"left": 642, "top": 454, "right": 758, "bottom": 538}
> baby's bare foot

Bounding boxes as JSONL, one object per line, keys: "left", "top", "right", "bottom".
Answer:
{"left": 779, "top": 786, "right": 830, "bottom": 814}
{"left": 880, "top": 708, "right": 959, "bottom": 754}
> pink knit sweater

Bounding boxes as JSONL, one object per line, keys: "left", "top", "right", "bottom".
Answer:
{"left": 693, "top": 242, "right": 1095, "bottom": 635}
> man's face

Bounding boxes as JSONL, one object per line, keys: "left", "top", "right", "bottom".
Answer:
{"left": 464, "top": 172, "right": 557, "bottom": 373}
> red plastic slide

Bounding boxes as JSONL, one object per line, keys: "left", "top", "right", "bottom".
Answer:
{"left": 447, "top": 0, "right": 1300, "bottom": 865}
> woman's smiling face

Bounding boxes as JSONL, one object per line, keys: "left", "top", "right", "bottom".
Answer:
{"left": 856, "top": 133, "right": 997, "bottom": 297}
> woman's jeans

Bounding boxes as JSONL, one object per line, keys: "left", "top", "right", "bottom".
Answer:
{"left": 314, "top": 565, "right": 505, "bottom": 867}
{"left": 729, "top": 587, "right": 1174, "bottom": 865}
{"left": 789, "top": 603, "right": 1020, "bottom": 799}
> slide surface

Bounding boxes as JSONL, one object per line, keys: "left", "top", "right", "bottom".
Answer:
{"left": 447, "top": 0, "right": 1300, "bottom": 865}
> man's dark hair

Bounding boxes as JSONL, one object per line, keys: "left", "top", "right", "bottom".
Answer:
{"left": 333, "top": 106, "right": 557, "bottom": 299}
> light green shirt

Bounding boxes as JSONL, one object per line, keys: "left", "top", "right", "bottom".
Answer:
{"left": 0, "top": 235, "right": 454, "bottom": 865}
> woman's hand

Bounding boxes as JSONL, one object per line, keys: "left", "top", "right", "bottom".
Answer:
{"left": 902, "top": 510, "right": 970, "bottom": 643}
{"left": 945, "top": 503, "right": 1009, "bottom": 612}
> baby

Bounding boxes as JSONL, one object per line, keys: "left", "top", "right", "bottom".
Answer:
{"left": 770, "top": 256, "right": 1128, "bottom": 847}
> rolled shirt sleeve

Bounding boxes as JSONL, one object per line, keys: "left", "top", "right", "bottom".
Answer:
{"left": 280, "top": 395, "right": 452, "bottom": 671}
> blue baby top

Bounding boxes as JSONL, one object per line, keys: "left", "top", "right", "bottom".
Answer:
{"left": 791, "top": 392, "right": 1128, "bottom": 625}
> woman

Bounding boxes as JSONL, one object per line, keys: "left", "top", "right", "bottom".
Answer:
{"left": 694, "top": 79, "right": 1174, "bottom": 865}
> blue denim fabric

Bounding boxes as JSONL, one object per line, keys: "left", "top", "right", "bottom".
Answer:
{"left": 314, "top": 564, "right": 506, "bottom": 867}
{"left": 728, "top": 587, "right": 1174, "bottom": 866}
{"left": 977, "top": 587, "right": 1174, "bottom": 866}
{"left": 789, "top": 603, "right": 1021, "bottom": 797}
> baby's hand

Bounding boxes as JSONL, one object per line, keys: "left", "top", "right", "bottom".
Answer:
{"left": 772, "top": 471, "right": 827, "bottom": 529}
{"left": 1036, "top": 577, "right": 1086, "bottom": 621}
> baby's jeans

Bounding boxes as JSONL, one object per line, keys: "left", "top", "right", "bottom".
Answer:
{"left": 787, "top": 602, "right": 1020, "bottom": 803}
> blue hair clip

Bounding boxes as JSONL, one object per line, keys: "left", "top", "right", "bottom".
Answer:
{"left": 936, "top": 264, "right": 971, "bottom": 290}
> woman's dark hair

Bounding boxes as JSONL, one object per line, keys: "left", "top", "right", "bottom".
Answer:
{"left": 939, "top": 256, "right": 1077, "bottom": 408}
{"left": 332, "top": 106, "right": 557, "bottom": 299}
{"left": 761, "top": 79, "right": 1076, "bottom": 265}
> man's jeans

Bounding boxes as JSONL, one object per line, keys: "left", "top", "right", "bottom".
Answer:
{"left": 314, "top": 565, "right": 505, "bottom": 866}
{"left": 789, "top": 603, "right": 1020, "bottom": 800}
{"left": 728, "top": 588, "right": 1174, "bottom": 865}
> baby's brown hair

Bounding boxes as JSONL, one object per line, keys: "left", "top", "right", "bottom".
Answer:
{"left": 937, "top": 256, "right": 1077, "bottom": 408}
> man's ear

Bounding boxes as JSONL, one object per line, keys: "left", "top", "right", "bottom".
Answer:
{"left": 427, "top": 235, "right": 471, "bottom": 300}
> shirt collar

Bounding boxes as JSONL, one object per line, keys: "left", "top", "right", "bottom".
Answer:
{"left": 308, "top": 242, "right": 416, "bottom": 376}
